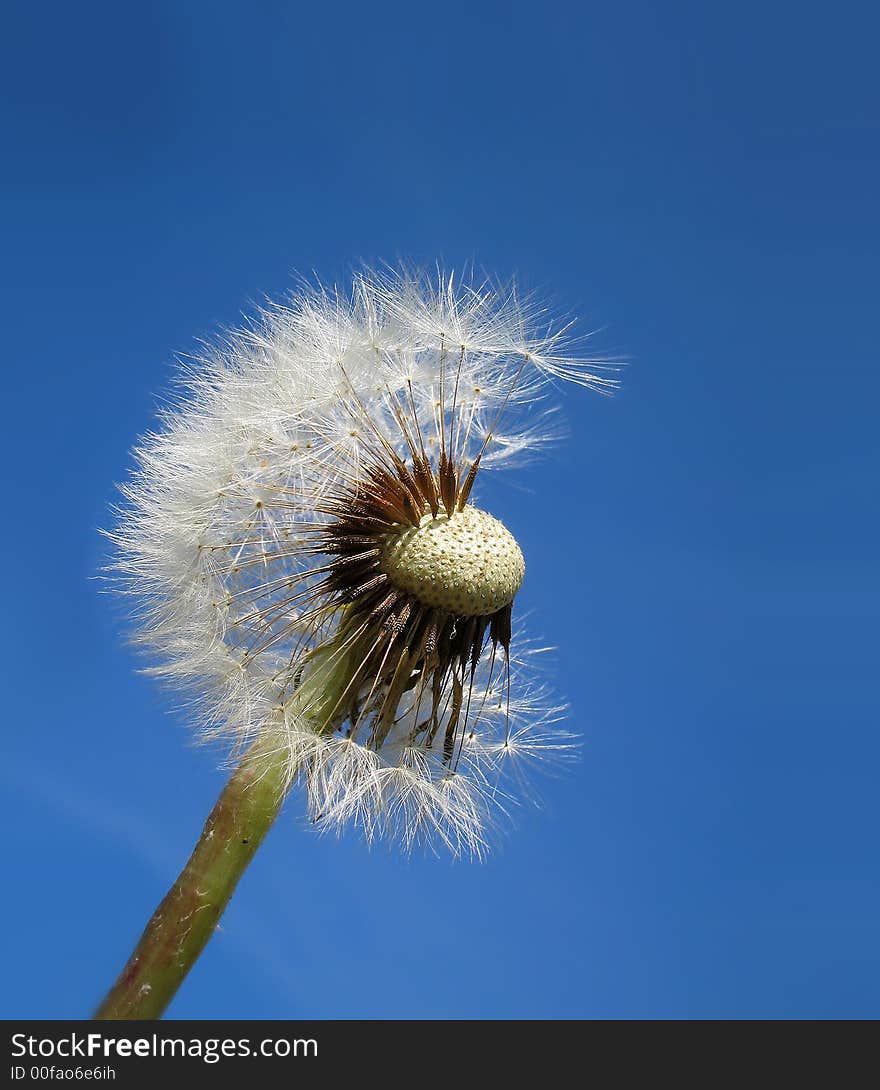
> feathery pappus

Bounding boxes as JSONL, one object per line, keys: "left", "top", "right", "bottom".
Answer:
{"left": 109, "top": 266, "right": 616, "bottom": 856}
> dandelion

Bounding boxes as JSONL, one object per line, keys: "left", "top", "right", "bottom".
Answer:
{"left": 97, "top": 265, "right": 615, "bottom": 1018}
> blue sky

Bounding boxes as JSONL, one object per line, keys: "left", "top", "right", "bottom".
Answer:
{"left": 1, "top": 0, "right": 877, "bottom": 1019}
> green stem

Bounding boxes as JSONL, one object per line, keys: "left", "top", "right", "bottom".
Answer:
{"left": 96, "top": 630, "right": 363, "bottom": 1020}
{"left": 94, "top": 737, "right": 290, "bottom": 1020}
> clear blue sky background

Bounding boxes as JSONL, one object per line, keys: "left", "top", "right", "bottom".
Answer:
{"left": 1, "top": 1, "right": 877, "bottom": 1020}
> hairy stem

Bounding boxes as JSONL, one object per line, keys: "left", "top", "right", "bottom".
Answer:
{"left": 95, "top": 628, "right": 366, "bottom": 1019}
{"left": 94, "top": 736, "right": 290, "bottom": 1019}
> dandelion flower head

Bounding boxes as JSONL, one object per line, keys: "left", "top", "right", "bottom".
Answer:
{"left": 111, "top": 266, "right": 614, "bottom": 856}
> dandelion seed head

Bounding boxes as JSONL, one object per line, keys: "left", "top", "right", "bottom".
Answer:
{"left": 108, "top": 265, "right": 614, "bottom": 856}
